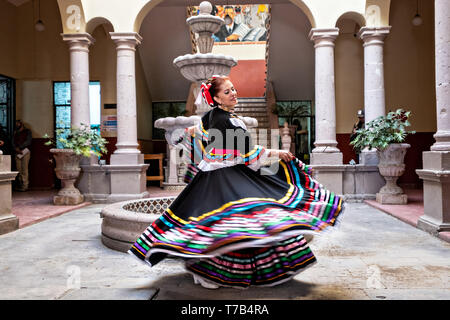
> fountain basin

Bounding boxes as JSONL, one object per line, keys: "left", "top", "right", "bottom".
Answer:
{"left": 186, "top": 15, "right": 223, "bottom": 34}
{"left": 173, "top": 53, "right": 237, "bottom": 83}
{"left": 101, "top": 197, "right": 176, "bottom": 252}
{"left": 156, "top": 115, "right": 258, "bottom": 141}
{"left": 155, "top": 115, "right": 201, "bottom": 131}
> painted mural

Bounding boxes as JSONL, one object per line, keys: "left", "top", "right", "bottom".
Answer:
{"left": 190, "top": 4, "right": 270, "bottom": 43}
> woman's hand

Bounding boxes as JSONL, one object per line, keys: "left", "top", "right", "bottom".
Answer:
{"left": 187, "top": 126, "right": 196, "bottom": 136}
{"left": 269, "top": 149, "right": 295, "bottom": 162}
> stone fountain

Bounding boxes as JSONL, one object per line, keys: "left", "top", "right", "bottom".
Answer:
{"left": 100, "top": 1, "right": 257, "bottom": 252}
{"left": 173, "top": 0, "right": 238, "bottom": 115}
{"left": 157, "top": 0, "right": 256, "bottom": 190}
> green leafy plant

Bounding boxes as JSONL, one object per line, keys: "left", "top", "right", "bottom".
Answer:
{"left": 350, "top": 108, "right": 415, "bottom": 151}
{"left": 44, "top": 123, "right": 108, "bottom": 157}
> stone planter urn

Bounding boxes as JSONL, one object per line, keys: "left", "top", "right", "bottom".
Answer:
{"left": 376, "top": 143, "right": 410, "bottom": 204}
{"left": 50, "top": 149, "right": 84, "bottom": 205}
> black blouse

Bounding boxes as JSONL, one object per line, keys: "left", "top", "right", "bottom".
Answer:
{"left": 201, "top": 107, "right": 254, "bottom": 156}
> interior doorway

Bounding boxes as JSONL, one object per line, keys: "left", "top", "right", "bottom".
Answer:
{"left": 0, "top": 74, "right": 15, "bottom": 143}
{"left": 276, "top": 100, "right": 315, "bottom": 164}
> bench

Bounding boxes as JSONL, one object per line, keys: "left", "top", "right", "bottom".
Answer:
{"left": 144, "top": 153, "right": 164, "bottom": 188}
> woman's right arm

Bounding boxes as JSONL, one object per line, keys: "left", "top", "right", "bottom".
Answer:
{"left": 267, "top": 149, "right": 295, "bottom": 162}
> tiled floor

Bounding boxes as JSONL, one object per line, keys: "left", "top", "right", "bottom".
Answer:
{"left": 2, "top": 201, "right": 449, "bottom": 300}
{"left": 364, "top": 188, "right": 450, "bottom": 243}
{"left": 365, "top": 188, "right": 424, "bottom": 228}
{"left": 12, "top": 190, "right": 91, "bottom": 228}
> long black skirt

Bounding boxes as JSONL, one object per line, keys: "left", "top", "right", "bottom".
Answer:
{"left": 129, "top": 159, "right": 344, "bottom": 288}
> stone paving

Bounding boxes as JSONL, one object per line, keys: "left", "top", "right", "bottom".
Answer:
{"left": 0, "top": 202, "right": 449, "bottom": 300}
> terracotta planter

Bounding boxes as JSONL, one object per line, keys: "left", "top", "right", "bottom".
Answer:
{"left": 50, "top": 149, "right": 84, "bottom": 205}
{"left": 376, "top": 143, "right": 410, "bottom": 204}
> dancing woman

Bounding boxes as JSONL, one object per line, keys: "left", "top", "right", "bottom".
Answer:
{"left": 129, "top": 76, "right": 344, "bottom": 289}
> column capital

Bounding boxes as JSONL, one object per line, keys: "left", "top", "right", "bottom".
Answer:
{"left": 109, "top": 32, "right": 143, "bottom": 49}
{"left": 358, "top": 26, "right": 391, "bottom": 45}
{"left": 309, "top": 28, "right": 339, "bottom": 47}
{"left": 61, "top": 33, "right": 95, "bottom": 51}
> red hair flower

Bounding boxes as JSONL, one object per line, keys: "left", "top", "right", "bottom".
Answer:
{"left": 201, "top": 82, "right": 214, "bottom": 107}
{"left": 200, "top": 76, "right": 218, "bottom": 107}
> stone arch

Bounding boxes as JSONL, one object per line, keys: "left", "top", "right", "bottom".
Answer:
{"left": 86, "top": 17, "right": 115, "bottom": 34}
{"left": 134, "top": 0, "right": 317, "bottom": 33}
{"left": 133, "top": 0, "right": 166, "bottom": 33}
{"left": 288, "top": 0, "right": 317, "bottom": 28}
{"left": 56, "top": 0, "right": 87, "bottom": 33}
{"left": 335, "top": 11, "right": 367, "bottom": 28}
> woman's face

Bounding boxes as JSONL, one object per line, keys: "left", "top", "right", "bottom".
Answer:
{"left": 213, "top": 80, "right": 238, "bottom": 108}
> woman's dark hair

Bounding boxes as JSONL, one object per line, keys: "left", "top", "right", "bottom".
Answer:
{"left": 205, "top": 76, "right": 230, "bottom": 107}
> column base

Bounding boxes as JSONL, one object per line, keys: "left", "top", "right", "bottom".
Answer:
{"left": 342, "top": 164, "right": 385, "bottom": 200}
{"left": 417, "top": 215, "right": 450, "bottom": 235}
{"left": 110, "top": 153, "right": 144, "bottom": 165}
{"left": 376, "top": 192, "right": 408, "bottom": 205}
{"left": 77, "top": 163, "right": 149, "bottom": 203}
{"left": 422, "top": 150, "right": 450, "bottom": 170}
{"left": 310, "top": 152, "right": 343, "bottom": 165}
{"left": 0, "top": 155, "right": 19, "bottom": 235}
{"left": 416, "top": 151, "right": 450, "bottom": 235}
{"left": 0, "top": 214, "right": 19, "bottom": 235}
{"left": 310, "top": 152, "right": 344, "bottom": 194}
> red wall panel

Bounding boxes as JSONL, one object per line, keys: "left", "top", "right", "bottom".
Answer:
{"left": 228, "top": 60, "right": 266, "bottom": 98}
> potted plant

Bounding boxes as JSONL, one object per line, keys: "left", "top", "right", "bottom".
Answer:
{"left": 350, "top": 108, "right": 415, "bottom": 204}
{"left": 44, "top": 124, "right": 108, "bottom": 205}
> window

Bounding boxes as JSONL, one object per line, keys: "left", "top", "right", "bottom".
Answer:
{"left": 53, "top": 81, "right": 101, "bottom": 148}
{"left": 152, "top": 101, "right": 187, "bottom": 140}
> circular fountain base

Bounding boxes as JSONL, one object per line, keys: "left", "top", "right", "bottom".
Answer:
{"left": 100, "top": 197, "right": 176, "bottom": 252}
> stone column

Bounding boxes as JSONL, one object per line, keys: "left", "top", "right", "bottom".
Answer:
{"left": 167, "top": 145, "right": 179, "bottom": 184}
{"left": 430, "top": 0, "right": 450, "bottom": 153}
{"left": 162, "top": 144, "right": 186, "bottom": 191}
{"left": 309, "top": 28, "right": 342, "bottom": 163}
{"left": 109, "top": 32, "right": 143, "bottom": 165}
{"left": 358, "top": 26, "right": 391, "bottom": 165}
{"left": 0, "top": 155, "right": 18, "bottom": 235}
{"left": 308, "top": 28, "right": 344, "bottom": 194}
{"left": 62, "top": 33, "right": 96, "bottom": 167}
{"left": 62, "top": 33, "right": 95, "bottom": 129}
{"left": 106, "top": 32, "right": 149, "bottom": 202}
{"left": 281, "top": 122, "right": 291, "bottom": 152}
{"left": 416, "top": 0, "right": 450, "bottom": 235}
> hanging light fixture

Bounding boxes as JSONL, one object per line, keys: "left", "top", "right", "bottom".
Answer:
{"left": 412, "top": 0, "right": 423, "bottom": 26}
{"left": 35, "top": 0, "right": 45, "bottom": 32}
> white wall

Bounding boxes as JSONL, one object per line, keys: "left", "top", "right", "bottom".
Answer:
{"left": 267, "top": 3, "right": 315, "bottom": 101}
{"left": 138, "top": 5, "right": 192, "bottom": 102}
{"left": 19, "top": 80, "right": 53, "bottom": 138}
